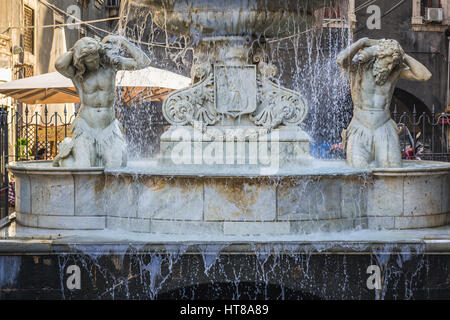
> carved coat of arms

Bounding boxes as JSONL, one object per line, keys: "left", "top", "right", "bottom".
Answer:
{"left": 214, "top": 65, "right": 257, "bottom": 118}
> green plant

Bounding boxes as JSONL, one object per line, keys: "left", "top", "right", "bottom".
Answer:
{"left": 15, "top": 138, "right": 29, "bottom": 160}
{"left": 16, "top": 137, "right": 28, "bottom": 146}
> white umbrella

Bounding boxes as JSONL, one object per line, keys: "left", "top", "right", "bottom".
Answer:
{"left": 0, "top": 67, "right": 191, "bottom": 104}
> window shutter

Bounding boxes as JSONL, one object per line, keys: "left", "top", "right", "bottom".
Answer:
{"left": 23, "top": 6, "right": 34, "bottom": 54}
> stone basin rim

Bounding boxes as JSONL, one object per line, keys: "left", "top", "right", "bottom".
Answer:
{"left": 0, "top": 237, "right": 444, "bottom": 255}
{"left": 7, "top": 160, "right": 450, "bottom": 177}
{"left": 7, "top": 161, "right": 104, "bottom": 175}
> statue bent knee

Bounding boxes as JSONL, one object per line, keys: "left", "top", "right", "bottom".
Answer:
{"left": 337, "top": 38, "right": 431, "bottom": 168}
{"left": 52, "top": 35, "right": 151, "bottom": 168}
{"left": 53, "top": 118, "right": 127, "bottom": 168}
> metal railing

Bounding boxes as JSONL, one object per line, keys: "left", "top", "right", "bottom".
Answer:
{"left": 0, "top": 104, "right": 448, "bottom": 219}
{"left": 393, "top": 106, "right": 450, "bottom": 162}
{"left": 0, "top": 105, "right": 449, "bottom": 162}
{"left": 12, "top": 105, "right": 77, "bottom": 162}
{"left": 1, "top": 105, "right": 449, "bottom": 163}
{"left": 0, "top": 108, "right": 8, "bottom": 219}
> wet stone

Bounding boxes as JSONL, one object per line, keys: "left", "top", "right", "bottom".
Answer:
{"left": 204, "top": 178, "right": 276, "bottom": 221}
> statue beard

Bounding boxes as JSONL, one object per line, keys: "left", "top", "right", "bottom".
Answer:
{"left": 372, "top": 59, "right": 395, "bottom": 86}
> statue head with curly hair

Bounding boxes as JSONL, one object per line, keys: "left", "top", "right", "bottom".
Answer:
{"left": 71, "top": 37, "right": 108, "bottom": 81}
{"left": 358, "top": 39, "right": 405, "bottom": 85}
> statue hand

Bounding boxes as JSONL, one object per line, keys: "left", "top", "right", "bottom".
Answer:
{"left": 102, "top": 35, "right": 123, "bottom": 45}
{"left": 367, "top": 39, "right": 380, "bottom": 47}
{"left": 359, "top": 37, "right": 378, "bottom": 47}
{"left": 357, "top": 46, "right": 377, "bottom": 63}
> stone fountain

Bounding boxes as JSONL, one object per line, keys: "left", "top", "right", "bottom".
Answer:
{"left": 6, "top": 0, "right": 449, "bottom": 234}
{"left": 1, "top": 0, "right": 450, "bottom": 300}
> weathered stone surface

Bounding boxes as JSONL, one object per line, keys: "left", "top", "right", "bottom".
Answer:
{"left": 366, "top": 217, "right": 395, "bottom": 230}
{"left": 107, "top": 216, "right": 151, "bottom": 233}
{"left": 223, "top": 222, "right": 290, "bottom": 235}
{"left": 137, "top": 177, "right": 203, "bottom": 220}
{"left": 290, "top": 219, "right": 354, "bottom": 234}
{"left": 74, "top": 175, "right": 105, "bottom": 216}
{"left": 353, "top": 217, "right": 368, "bottom": 229}
{"left": 278, "top": 178, "right": 341, "bottom": 220}
{"left": 394, "top": 213, "right": 448, "bottom": 229}
{"left": 30, "top": 175, "right": 74, "bottom": 216}
{"left": 16, "top": 212, "right": 38, "bottom": 227}
{"left": 8, "top": 160, "right": 450, "bottom": 233}
{"left": 204, "top": 178, "right": 276, "bottom": 221}
{"left": 104, "top": 176, "right": 139, "bottom": 218}
{"left": 151, "top": 220, "right": 223, "bottom": 234}
{"left": 340, "top": 177, "right": 368, "bottom": 219}
{"left": 159, "top": 126, "right": 311, "bottom": 167}
{"left": 144, "top": 1, "right": 329, "bottom": 38}
{"left": 37, "top": 215, "right": 105, "bottom": 230}
{"left": 367, "top": 176, "right": 403, "bottom": 217}
{"left": 403, "top": 175, "right": 442, "bottom": 216}
{"left": 278, "top": 140, "right": 311, "bottom": 165}
{"left": 14, "top": 174, "right": 31, "bottom": 214}
{"left": 441, "top": 174, "right": 449, "bottom": 213}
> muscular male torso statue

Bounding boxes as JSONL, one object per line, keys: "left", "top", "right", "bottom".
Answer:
{"left": 337, "top": 38, "right": 431, "bottom": 168}
{"left": 77, "top": 65, "right": 116, "bottom": 128}
{"left": 53, "top": 36, "right": 151, "bottom": 168}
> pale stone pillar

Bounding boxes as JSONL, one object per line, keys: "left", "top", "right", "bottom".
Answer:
{"left": 442, "top": 0, "right": 450, "bottom": 25}
{"left": 348, "top": 0, "right": 357, "bottom": 28}
{"left": 411, "top": 0, "right": 423, "bottom": 25}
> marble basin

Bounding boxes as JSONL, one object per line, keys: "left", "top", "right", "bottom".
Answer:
{"left": 8, "top": 160, "right": 450, "bottom": 234}
{"left": 132, "top": 0, "right": 338, "bottom": 38}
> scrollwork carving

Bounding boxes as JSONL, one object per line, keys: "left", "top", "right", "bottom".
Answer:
{"left": 251, "top": 75, "right": 308, "bottom": 129}
{"left": 162, "top": 63, "right": 219, "bottom": 126}
{"left": 162, "top": 58, "right": 308, "bottom": 130}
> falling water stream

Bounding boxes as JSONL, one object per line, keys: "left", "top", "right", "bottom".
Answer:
{"left": 1, "top": 0, "right": 449, "bottom": 300}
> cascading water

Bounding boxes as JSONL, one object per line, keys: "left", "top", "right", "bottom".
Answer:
{"left": 116, "top": 0, "right": 353, "bottom": 159}
{"left": 2, "top": 0, "right": 450, "bottom": 301}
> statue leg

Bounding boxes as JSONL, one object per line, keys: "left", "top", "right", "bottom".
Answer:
{"left": 374, "top": 120, "right": 402, "bottom": 168}
{"left": 64, "top": 118, "right": 97, "bottom": 167}
{"left": 102, "top": 139, "right": 127, "bottom": 168}
{"left": 71, "top": 135, "right": 96, "bottom": 167}
{"left": 99, "top": 120, "right": 127, "bottom": 168}
{"left": 344, "top": 122, "right": 373, "bottom": 168}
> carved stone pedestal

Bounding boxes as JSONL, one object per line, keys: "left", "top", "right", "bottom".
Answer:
{"left": 160, "top": 39, "right": 311, "bottom": 168}
{"left": 159, "top": 125, "right": 311, "bottom": 168}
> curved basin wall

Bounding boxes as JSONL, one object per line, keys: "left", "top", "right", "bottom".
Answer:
{"left": 9, "top": 161, "right": 450, "bottom": 234}
{"left": 12, "top": 165, "right": 106, "bottom": 230}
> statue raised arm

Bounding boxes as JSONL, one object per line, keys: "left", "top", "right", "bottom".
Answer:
{"left": 53, "top": 35, "right": 151, "bottom": 168}
{"left": 338, "top": 38, "right": 431, "bottom": 168}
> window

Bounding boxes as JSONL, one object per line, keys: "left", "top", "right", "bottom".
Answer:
{"left": 106, "top": 0, "right": 120, "bottom": 9}
{"left": 77, "top": 0, "right": 90, "bottom": 9}
{"left": 324, "top": 7, "right": 341, "bottom": 20}
{"left": 78, "top": 27, "right": 87, "bottom": 39}
{"left": 14, "top": 63, "right": 33, "bottom": 78}
{"left": 421, "top": 0, "right": 442, "bottom": 15}
{"left": 412, "top": 0, "right": 448, "bottom": 30}
{"left": 320, "top": 2, "right": 355, "bottom": 29}
{"left": 23, "top": 6, "right": 34, "bottom": 54}
{"left": 106, "top": 0, "right": 120, "bottom": 18}
{"left": 23, "top": 64, "right": 33, "bottom": 77}
{"left": 94, "top": 0, "right": 104, "bottom": 10}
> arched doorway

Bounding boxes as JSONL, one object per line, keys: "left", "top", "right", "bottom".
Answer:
{"left": 391, "top": 88, "right": 431, "bottom": 119}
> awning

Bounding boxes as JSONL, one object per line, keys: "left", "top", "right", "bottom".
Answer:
{"left": 0, "top": 67, "right": 191, "bottom": 104}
